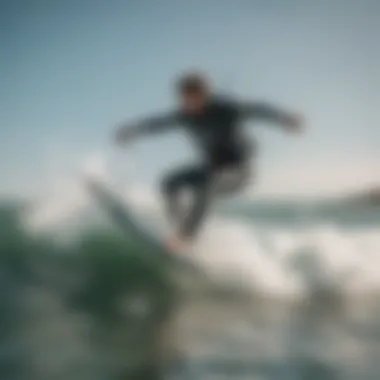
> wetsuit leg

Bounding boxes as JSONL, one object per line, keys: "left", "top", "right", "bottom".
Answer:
{"left": 162, "top": 162, "right": 250, "bottom": 239}
{"left": 183, "top": 163, "right": 251, "bottom": 238}
{"left": 161, "top": 165, "right": 210, "bottom": 238}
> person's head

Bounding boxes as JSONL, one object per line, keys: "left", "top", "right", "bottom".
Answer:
{"left": 176, "top": 72, "right": 210, "bottom": 114}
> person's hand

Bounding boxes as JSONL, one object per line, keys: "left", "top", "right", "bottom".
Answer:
{"left": 283, "top": 113, "right": 305, "bottom": 134}
{"left": 114, "top": 124, "right": 138, "bottom": 146}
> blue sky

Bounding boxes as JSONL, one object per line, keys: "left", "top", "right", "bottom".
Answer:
{"left": 1, "top": 0, "right": 379, "bottom": 198}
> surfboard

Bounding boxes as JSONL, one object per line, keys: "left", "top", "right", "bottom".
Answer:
{"left": 84, "top": 177, "right": 201, "bottom": 274}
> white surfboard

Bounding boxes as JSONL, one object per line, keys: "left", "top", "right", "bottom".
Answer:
{"left": 84, "top": 177, "right": 201, "bottom": 274}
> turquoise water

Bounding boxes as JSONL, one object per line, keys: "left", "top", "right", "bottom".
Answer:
{"left": 0, "top": 198, "right": 380, "bottom": 379}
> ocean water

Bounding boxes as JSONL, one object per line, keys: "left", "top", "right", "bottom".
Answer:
{"left": 1, "top": 194, "right": 380, "bottom": 379}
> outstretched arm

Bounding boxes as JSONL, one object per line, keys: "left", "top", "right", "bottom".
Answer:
{"left": 114, "top": 111, "right": 180, "bottom": 145}
{"left": 239, "top": 101, "right": 304, "bottom": 132}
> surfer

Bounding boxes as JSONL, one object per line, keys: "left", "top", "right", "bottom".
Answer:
{"left": 115, "top": 72, "right": 304, "bottom": 252}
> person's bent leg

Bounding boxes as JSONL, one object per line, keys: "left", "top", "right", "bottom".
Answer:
{"left": 211, "top": 162, "right": 251, "bottom": 196}
{"left": 181, "top": 162, "right": 251, "bottom": 239}
{"left": 161, "top": 171, "right": 181, "bottom": 224}
{"left": 178, "top": 166, "right": 212, "bottom": 239}
{"left": 161, "top": 165, "right": 207, "bottom": 228}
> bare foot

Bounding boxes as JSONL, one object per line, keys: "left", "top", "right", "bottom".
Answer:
{"left": 165, "top": 235, "right": 188, "bottom": 253}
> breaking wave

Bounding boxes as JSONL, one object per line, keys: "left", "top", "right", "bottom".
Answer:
{"left": 24, "top": 174, "right": 380, "bottom": 299}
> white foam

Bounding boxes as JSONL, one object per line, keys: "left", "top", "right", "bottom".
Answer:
{"left": 191, "top": 220, "right": 304, "bottom": 297}
{"left": 190, "top": 220, "right": 380, "bottom": 297}
{"left": 25, "top": 180, "right": 89, "bottom": 231}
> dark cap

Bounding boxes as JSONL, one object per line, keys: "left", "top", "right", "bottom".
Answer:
{"left": 176, "top": 71, "right": 209, "bottom": 96}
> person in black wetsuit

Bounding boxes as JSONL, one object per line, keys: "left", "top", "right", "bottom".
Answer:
{"left": 115, "top": 72, "right": 304, "bottom": 251}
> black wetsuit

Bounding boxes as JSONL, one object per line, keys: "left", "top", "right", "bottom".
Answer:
{"left": 132, "top": 96, "right": 289, "bottom": 238}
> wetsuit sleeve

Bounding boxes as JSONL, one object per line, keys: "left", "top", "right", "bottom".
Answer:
{"left": 130, "top": 111, "right": 180, "bottom": 136}
{"left": 116, "top": 111, "right": 180, "bottom": 143}
{"left": 238, "top": 101, "right": 291, "bottom": 126}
